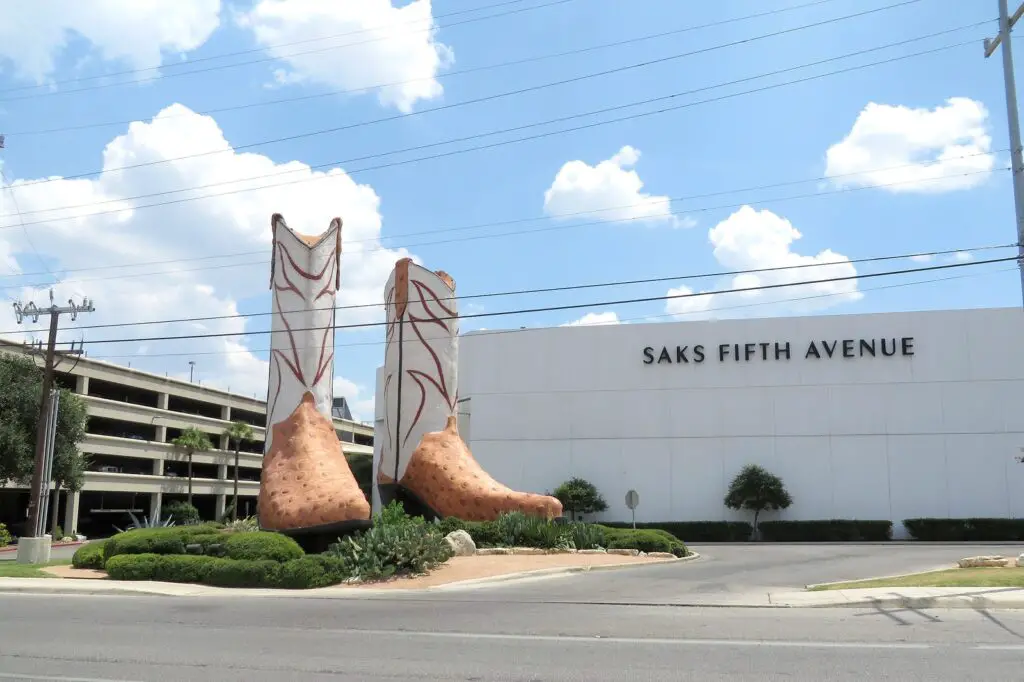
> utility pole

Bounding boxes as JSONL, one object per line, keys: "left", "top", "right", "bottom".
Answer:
{"left": 985, "top": 0, "right": 1024, "bottom": 305}
{"left": 13, "top": 290, "right": 94, "bottom": 564}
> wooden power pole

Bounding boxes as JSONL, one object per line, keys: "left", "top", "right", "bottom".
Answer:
{"left": 13, "top": 290, "right": 94, "bottom": 553}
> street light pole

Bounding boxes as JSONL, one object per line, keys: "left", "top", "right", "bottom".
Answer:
{"left": 985, "top": 0, "right": 1024, "bottom": 305}
{"left": 188, "top": 360, "right": 196, "bottom": 383}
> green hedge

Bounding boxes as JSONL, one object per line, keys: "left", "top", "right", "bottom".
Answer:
{"left": 597, "top": 527, "right": 688, "bottom": 557}
{"left": 104, "top": 553, "right": 350, "bottom": 589}
{"left": 600, "top": 521, "right": 753, "bottom": 542}
{"left": 103, "top": 526, "right": 303, "bottom": 563}
{"left": 758, "top": 520, "right": 893, "bottom": 542}
{"left": 903, "top": 518, "right": 1024, "bottom": 541}
{"left": 72, "top": 540, "right": 108, "bottom": 569}
{"left": 222, "top": 532, "right": 303, "bottom": 562}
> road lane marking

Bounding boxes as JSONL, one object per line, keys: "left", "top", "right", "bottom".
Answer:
{"left": 0, "top": 673, "right": 143, "bottom": 682}
{"left": 320, "top": 628, "right": 934, "bottom": 649}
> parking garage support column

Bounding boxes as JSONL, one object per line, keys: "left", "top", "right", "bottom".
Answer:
{"left": 62, "top": 490, "right": 80, "bottom": 536}
{"left": 75, "top": 375, "right": 89, "bottom": 395}
{"left": 150, "top": 491, "right": 162, "bottom": 520}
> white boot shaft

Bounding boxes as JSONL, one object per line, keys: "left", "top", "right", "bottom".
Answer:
{"left": 265, "top": 213, "right": 342, "bottom": 453}
{"left": 379, "top": 258, "right": 459, "bottom": 483}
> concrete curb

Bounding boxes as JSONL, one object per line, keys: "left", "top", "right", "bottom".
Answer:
{"left": 799, "top": 595, "right": 1024, "bottom": 610}
{"left": 0, "top": 552, "right": 701, "bottom": 599}
{"left": 803, "top": 565, "right": 956, "bottom": 590}
{"left": 430, "top": 552, "right": 701, "bottom": 591}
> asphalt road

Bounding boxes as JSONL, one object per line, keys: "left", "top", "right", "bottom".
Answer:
{"left": 381, "top": 542, "right": 1024, "bottom": 605}
{"left": 2, "top": 593, "right": 1023, "bottom": 680}
{"left": 3, "top": 544, "right": 1024, "bottom": 680}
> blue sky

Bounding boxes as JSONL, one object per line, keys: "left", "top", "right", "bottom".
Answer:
{"left": 0, "top": 0, "right": 1017, "bottom": 418}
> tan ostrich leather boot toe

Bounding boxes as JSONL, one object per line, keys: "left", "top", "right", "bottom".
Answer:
{"left": 259, "top": 393, "right": 371, "bottom": 532}
{"left": 399, "top": 416, "right": 563, "bottom": 521}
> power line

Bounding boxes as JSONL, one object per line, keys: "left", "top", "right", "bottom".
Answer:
{"left": 0, "top": 0, "right": 580, "bottom": 102}
{"left": 0, "top": 242, "right": 1011, "bottom": 337}
{"left": 63, "top": 255, "right": 1023, "bottom": 347}
{"left": 0, "top": 33, "right": 983, "bottom": 227}
{"left": 2, "top": 0, "right": 858, "bottom": 138}
{"left": 0, "top": 149, "right": 1003, "bottom": 283}
{"left": 0, "top": 165, "right": 1006, "bottom": 295}
{"left": 3, "top": 1, "right": 942, "bottom": 193}
{"left": 85, "top": 262, "right": 1014, "bottom": 362}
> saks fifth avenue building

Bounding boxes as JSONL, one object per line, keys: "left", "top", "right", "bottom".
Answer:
{"left": 456, "top": 307, "right": 1024, "bottom": 537}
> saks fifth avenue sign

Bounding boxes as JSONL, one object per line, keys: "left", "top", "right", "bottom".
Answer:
{"left": 642, "top": 337, "right": 915, "bottom": 365}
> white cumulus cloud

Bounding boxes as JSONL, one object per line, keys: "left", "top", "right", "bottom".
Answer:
{"left": 0, "top": 0, "right": 222, "bottom": 83}
{"left": 238, "top": 0, "right": 453, "bottom": 113}
{"left": 543, "top": 146, "right": 683, "bottom": 226}
{"left": 0, "top": 104, "right": 410, "bottom": 419}
{"left": 666, "top": 206, "right": 861, "bottom": 319}
{"left": 824, "top": 97, "right": 994, "bottom": 193}
{"left": 562, "top": 311, "right": 621, "bottom": 327}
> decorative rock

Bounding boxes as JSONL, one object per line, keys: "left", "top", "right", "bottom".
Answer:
{"left": 607, "top": 548, "right": 639, "bottom": 556}
{"left": 476, "top": 547, "right": 512, "bottom": 556}
{"left": 577, "top": 548, "right": 607, "bottom": 554}
{"left": 1017, "top": 553, "right": 1024, "bottom": 568}
{"left": 646, "top": 552, "right": 678, "bottom": 559}
{"left": 545, "top": 548, "right": 577, "bottom": 554}
{"left": 512, "top": 547, "right": 546, "bottom": 555}
{"left": 958, "top": 555, "right": 1009, "bottom": 568}
{"left": 444, "top": 530, "right": 476, "bottom": 557}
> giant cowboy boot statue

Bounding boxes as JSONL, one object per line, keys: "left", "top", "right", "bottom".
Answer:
{"left": 377, "top": 258, "right": 562, "bottom": 521}
{"left": 258, "top": 214, "right": 371, "bottom": 534}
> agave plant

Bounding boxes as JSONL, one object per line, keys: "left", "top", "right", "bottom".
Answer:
{"left": 225, "top": 516, "right": 259, "bottom": 532}
{"left": 113, "top": 511, "right": 176, "bottom": 533}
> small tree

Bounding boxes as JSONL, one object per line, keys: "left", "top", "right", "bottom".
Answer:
{"left": 552, "top": 477, "right": 608, "bottom": 520}
{"left": 224, "top": 421, "right": 254, "bottom": 522}
{"left": 724, "top": 464, "right": 792, "bottom": 540}
{"left": 172, "top": 427, "right": 212, "bottom": 508}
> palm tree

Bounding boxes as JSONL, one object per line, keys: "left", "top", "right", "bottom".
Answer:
{"left": 172, "top": 427, "right": 213, "bottom": 508}
{"left": 224, "top": 421, "right": 254, "bottom": 521}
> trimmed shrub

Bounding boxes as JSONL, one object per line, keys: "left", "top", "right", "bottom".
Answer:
{"left": 277, "top": 555, "right": 350, "bottom": 590}
{"left": 601, "top": 521, "right": 753, "bottom": 542}
{"left": 0, "top": 522, "right": 11, "bottom": 548}
{"left": 72, "top": 540, "right": 108, "bottom": 569}
{"left": 104, "top": 553, "right": 352, "bottom": 589}
{"left": 222, "top": 531, "right": 303, "bottom": 562}
{"left": 903, "top": 518, "right": 1024, "bottom": 541}
{"left": 151, "top": 555, "right": 220, "bottom": 583}
{"left": 599, "top": 527, "right": 688, "bottom": 557}
{"left": 204, "top": 559, "right": 282, "bottom": 588}
{"left": 103, "top": 524, "right": 227, "bottom": 561}
{"left": 104, "top": 553, "right": 166, "bottom": 581}
{"left": 758, "top": 520, "right": 892, "bottom": 542}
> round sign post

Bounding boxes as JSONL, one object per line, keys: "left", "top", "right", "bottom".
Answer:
{"left": 625, "top": 489, "right": 640, "bottom": 529}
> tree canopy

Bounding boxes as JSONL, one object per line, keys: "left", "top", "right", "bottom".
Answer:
{"left": 172, "top": 427, "right": 212, "bottom": 454}
{"left": 724, "top": 464, "right": 792, "bottom": 537}
{"left": 0, "top": 354, "right": 88, "bottom": 492}
{"left": 552, "top": 477, "right": 608, "bottom": 519}
{"left": 225, "top": 421, "right": 254, "bottom": 448}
